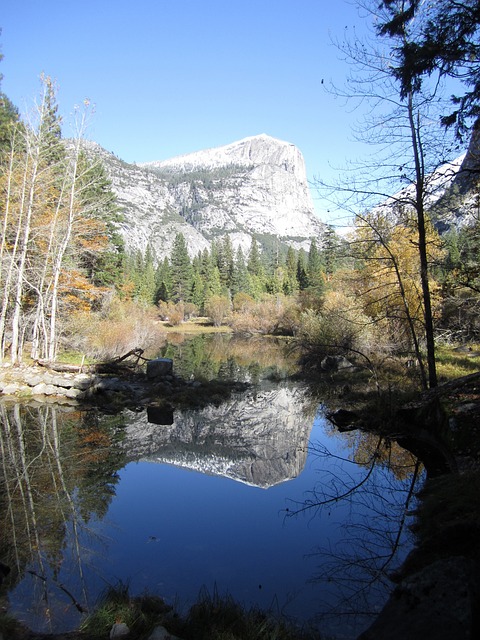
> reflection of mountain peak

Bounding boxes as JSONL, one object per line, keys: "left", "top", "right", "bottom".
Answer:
{"left": 122, "top": 383, "right": 314, "bottom": 488}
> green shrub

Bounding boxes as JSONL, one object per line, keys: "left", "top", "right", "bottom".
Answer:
{"left": 296, "top": 291, "right": 378, "bottom": 362}
{"left": 205, "top": 295, "right": 231, "bottom": 327}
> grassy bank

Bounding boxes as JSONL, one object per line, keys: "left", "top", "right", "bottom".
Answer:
{"left": 0, "top": 584, "right": 321, "bottom": 640}
{"left": 159, "top": 317, "right": 233, "bottom": 334}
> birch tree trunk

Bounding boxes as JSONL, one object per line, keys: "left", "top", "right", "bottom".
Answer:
{"left": 9, "top": 131, "right": 40, "bottom": 364}
{"left": 47, "top": 107, "right": 89, "bottom": 362}
{"left": 0, "top": 130, "right": 26, "bottom": 361}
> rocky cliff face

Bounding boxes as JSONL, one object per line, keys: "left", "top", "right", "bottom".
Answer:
{"left": 429, "top": 126, "right": 480, "bottom": 233}
{"left": 120, "top": 382, "right": 314, "bottom": 488}
{"left": 372, "top": 131, "right": 480, "bottom": 234}
{"left": 87, "top": 134, "right": 325, "bottom": 259}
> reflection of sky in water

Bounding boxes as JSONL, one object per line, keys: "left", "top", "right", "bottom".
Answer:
{"left": 7, "top": 408, "right": 419, "bottom": 639}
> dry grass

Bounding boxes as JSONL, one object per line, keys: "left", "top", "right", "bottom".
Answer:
{"left": 64, "top": 299, "right": 167, "bottom": 360}
{"left": 160, "top": 318, "right": 233, "bottom": 334}
{"left": 435, "top": 344, "right": 480, "bottom": 381}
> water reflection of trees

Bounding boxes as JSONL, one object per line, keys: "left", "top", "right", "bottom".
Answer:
{"left": 157, "top": 334, "right": 297, "bottom": 382}
{"left": 286, "top": 430, "right": 423, "bottom": 636}
{"left": 0, "top": 403, "right": 125, "bottom": 630}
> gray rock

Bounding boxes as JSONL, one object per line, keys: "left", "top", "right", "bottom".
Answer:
{"left": 90, "top": 134, "right": 327, "bottom": 260}
{"left": 148, "top": 625, "right": 182, "bottom": 640}
{"left": 31, "top": 383, "right": 48, "bottom": 395}
{"left": 1, "top": 383, "right": 21, "bottom": 395}
{"left": 72, "top": 374, "right": 95, "bottom": 390}
{"left": 147, "top": 358, "right": 173, "bottom": 380}
{"left": 23, "top": 372, "right": 44, "bottom": 386}
{"left": 65, "top": 387, "right": 84, "bottom": 399}
{"left": 320, "top": 355, "right": 354, "bottom": 372}
{"left": 110, "top": 622, "right": 130, "bottom": 639}
{"left": 45, "top": 373, "right": 75, "bottom": 388}
{"left": 30, "top": 383, "right": 62, "bottom": 396}
{"left": 42, "top": 384, "right": 59, "bottom": 396}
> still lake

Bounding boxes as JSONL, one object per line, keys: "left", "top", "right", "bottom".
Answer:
{"left": 0, "top": 334, "right": 422, "bottom": 638}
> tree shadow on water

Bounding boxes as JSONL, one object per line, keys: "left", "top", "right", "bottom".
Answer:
{"left": 285, "top": 433, "right": 423, "bottom": 638}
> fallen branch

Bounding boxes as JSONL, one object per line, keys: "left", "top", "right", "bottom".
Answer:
{"left": 35, "top": 348, "right": 149, "bottom": 374}
{"left": 27, "top": 570, "right": 87, "bottom": 613}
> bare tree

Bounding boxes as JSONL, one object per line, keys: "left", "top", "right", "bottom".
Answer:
{"left": 316, "top": 3, "right": 461, "bottom": 388}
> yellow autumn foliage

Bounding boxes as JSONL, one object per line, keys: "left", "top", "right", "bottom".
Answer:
{"left": 352, "top": 211, "right": 444, "bottom": 351}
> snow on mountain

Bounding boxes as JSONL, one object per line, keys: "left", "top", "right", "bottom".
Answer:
{"left": 368, "top": 125, "right": 480, "bottom": 234}
{"left": 88, "top": 134, "right": 326, "bottom": 260}
{"left": 120, "top": 382, "right": 313, "bottom": 488}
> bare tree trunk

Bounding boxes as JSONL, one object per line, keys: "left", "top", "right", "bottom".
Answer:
{"left": 10, "top": 126, "right": 41, "bottom": 364}
{"left": 0, "top": 131, "right": 30, "bottom": 361}
{"left": 407, "top": 92, "right": 438, "bottom": 388}
{"left": 47, "top": 119, "right": 85, "bottom": 362}
{"left": 49, "top": 407, "right": 89, "bottom": 610}
{"left": 30, "top": 175, "right": 68, "bottom": 360}
{"left": 0, "top": 405, "right": 22, "bottom": 570}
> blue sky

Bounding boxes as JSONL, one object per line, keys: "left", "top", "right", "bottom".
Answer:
{"left": 1, "top": 0, "right": 376, "bottom": 223}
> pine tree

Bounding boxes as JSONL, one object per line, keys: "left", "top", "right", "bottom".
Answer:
{"left": 231, "top": 246, "right": 250, "bottom": 296}
{"left": 38, "top": 75, "right": 64, "bottom": 168}
{"left": 217, "top": 235, "right": 234, "bottom": 288}
{"left": 189, "top": 254, "right": 205, "bottom": 310}
{"left": 322, "top": 226, "right": 342, "bottom": 276}
{"left": 204, "top": 265, "right": 222, "bottom": 301}
{"left": 296, "top": 249, "right": 308, "bottom": 290}
{"left": 155, "top": 257, "right": 172, "bottom": 303}
{"left": 0, "top": 93, "right": 19, "bottom": 157}
{"left": 247, "top": 237, "right": 262, "bottom": 276}
{"left": 136, "top": 245, "right": 156, "bottom": 303}
{"left": 284, "top": 246, "right": 298, "bottom": 295}
{"left": 378, "top": 0, "right": 480, "bottom": 139}
{"left": 75, "top": 152, "right": 124, "bottom": 288}
{"left": 170, "top": 232, "right": 192, "bottom": 302}
{"left": 307, "top": 239, "right": 325, "bottom": 292}
{"left": 269, "top": 265, "right": 285, "bottom": 295}
{"left": 190, "top": 266, "right": 205, "bottom": 310}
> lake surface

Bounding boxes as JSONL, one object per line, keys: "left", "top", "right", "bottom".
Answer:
{"left": 0, "top": 334, "right": 422, "bottom": 639}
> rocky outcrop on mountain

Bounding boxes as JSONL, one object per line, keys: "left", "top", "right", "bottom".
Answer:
{"left": 372, "top": 129, "right": 480, "bottom": 234}
{"left": 429, "top": 124, "right": 480, "bottom": 233}
{"left": 87, "top": 134, "right": 325, "bottom": 258}
{"left": 121, "top": 381, "right": 314, "bottom": 488}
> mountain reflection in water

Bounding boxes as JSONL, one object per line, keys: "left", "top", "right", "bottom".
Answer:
{"left": 124, "top": 382, "right": 311, "bottom": 488}
{"left": 0, "top": 336, "right": 422, "bottom": 639}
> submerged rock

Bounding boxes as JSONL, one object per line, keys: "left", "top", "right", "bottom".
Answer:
{"left": 327, "top": 408, "right": 362, "bottom": 431}
{"left": 148, "top": 625, "right": 183, "bottom": 640}
{"left": 110, "top": 622, "right": 130, "bottom": 638}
